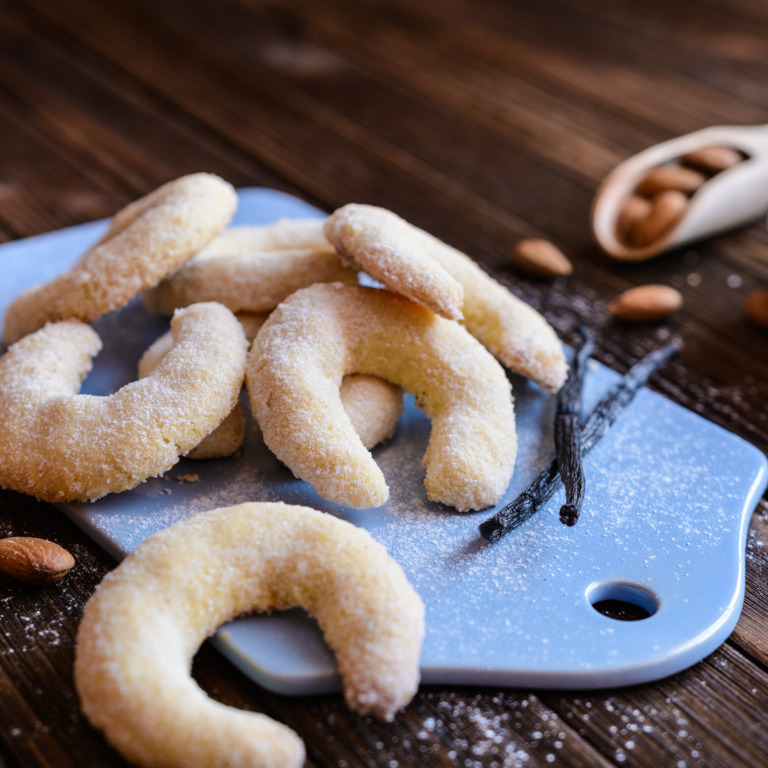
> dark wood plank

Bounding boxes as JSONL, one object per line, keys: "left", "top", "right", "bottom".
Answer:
{"left": 0, "top": 4, "right": 321, "bottom": 236}
{"left": 735, "top": 500, "right": 768, "bottom": 662}
{"left": 0, "top": 493, "right": 128, "bottom": 767}
{"left": 17, "top": 0, "right": 768, "bottom": 400}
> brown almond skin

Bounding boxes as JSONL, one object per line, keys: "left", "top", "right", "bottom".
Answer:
{"left": 633, "top": 190, "right": 688, "bottom": 247}
{"left": 608, "top": 284, "right": 683, "bottom": 322}
{"left": 510, "top": 238, "right": 572, "bottom": 278}
{"left": 615, "top": 195, "right": 653, "bottom": 246}
{"left": 0, "top": 537, "right": 75, "bottom": 585}
{"left": 680, "top": 145, "right": 743, "bottom": 175}
{"left": 745, "top": 290, "right": 768, "bottom": 329}
{"left": 635, "top": 165, "right": 707, "bottom": 197}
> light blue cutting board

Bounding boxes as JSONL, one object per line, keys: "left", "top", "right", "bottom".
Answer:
{"left": 1, "top": 188, "right": 765, "bottom": 692}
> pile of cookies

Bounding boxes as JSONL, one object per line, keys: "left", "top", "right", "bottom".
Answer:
{"left": 0, "top": 173, "right": 568, "bottom": 767}
{"left": 0, "top": 174, "right": 567, "bottom": 512}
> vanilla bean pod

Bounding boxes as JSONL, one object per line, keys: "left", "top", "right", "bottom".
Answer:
{"left": 555, "top": 327, "right": 594, "bottom": 526}
{"left": 479, "top": 338, "right": 680, "bottom": 542}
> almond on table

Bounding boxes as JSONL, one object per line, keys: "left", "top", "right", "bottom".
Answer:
{"left": 0, "top": 537, "right": 75, "bottom": 585}
{"left": 607, "top": 284, "right": 683, "bottom": 322}
{"left": 510, "top": 238, "right": 573, "bottom": 278}
{"left": 745, "top": 289, "right": 768, "bottom": 329}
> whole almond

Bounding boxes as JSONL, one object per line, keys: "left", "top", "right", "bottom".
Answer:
{"left": 608, "top": 284, "right": 683, "bottom": 321}
{"left": 615, "top": 195, "right": 653, "bottom": 246}
{"left": 510, "top": 238, "right": 572, "bottom": 278}
{"left": 680, "top": 145, "right": 743, "bottom": 175}
{"left": 635, "top": 165, "right": 707, "bottom": 197}
{"left": 745, "top": 289, "right": 768, "bottom": 329}
{"left": 633, "top": 189, "right": 688, "bottom": 248}
{"left": 0, "top": 537, "right": 75, "bottom": 585}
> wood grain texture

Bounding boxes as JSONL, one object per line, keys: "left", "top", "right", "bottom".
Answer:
{"left": 1, "top": 0, "right": 767, "bottom": 766}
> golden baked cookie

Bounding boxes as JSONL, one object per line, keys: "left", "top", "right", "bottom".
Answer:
{"left": 75, "top": 502, "right": 425, "bottom": 768}
{"left": 0, "top": 302, "right": 247, "bottom": 501}
{"left": 248, "top": 282, "right": 516, "bottom": 512}
{"left": 3, "top": 173, "right": 237, "bottom": 345}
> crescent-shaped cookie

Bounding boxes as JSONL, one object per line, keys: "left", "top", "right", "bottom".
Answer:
{"left": 247, "top": 282, "right": 516, "bottom": 512}
{"left": 324, "top": 204, "right": 464, "bottom": 320}
{"left": 0, "top": 302, "right": 247, "bottom": 502}
{"left": 74, "top": 502, "right": 425, "bottom": 768}
{"left": 143, "top": 218, "right": 357, "bottom": 315}
{"left": 325, "top": 204, "right": 567, "bottom": 391}
{"left": 139, "top": 313, "right": 403, "bottom": 459}
{"left": 3, "top": 173, "right": 237, "bottom": 345}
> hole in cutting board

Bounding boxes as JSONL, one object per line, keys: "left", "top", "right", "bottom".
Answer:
{"left": 587, "top": 581, "right": 659, "bottom": 622}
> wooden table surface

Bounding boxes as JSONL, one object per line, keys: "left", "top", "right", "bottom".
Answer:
{"left": 2, "top": 0, "right": 768, "bottom": 766}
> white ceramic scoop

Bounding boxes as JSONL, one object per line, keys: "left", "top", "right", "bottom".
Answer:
{"left": 591, "top": 124, "right": 768, "bottom": 261}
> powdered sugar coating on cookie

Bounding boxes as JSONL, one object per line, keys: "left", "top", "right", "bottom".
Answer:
{"left": 325, "top": 203, "right": 567, "bottom": 392}
{"left": 3, "top": 173, "right": 237, "bottom": 345}
{"left": 144, "top": 218, "right": 357, "bottom": 315}
{"left": 424, "top": 233, "right": 568, "bottom": 392}
{"left": 139, "top": 312, "right": 403, "bottom": 459}
{"left": 0, "top": 302, "right": 247, "bottom": 502}
{"left": 248, "top": 282, "right": 516, "bottom": 512}
{"left": 324, "top": 204, "right": 464, "bottom": 320}
{"left": 74, "top": 502, "right": 425, "bottom": 768}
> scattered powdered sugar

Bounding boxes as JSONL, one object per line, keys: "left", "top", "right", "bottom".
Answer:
{"left": 4, "top": 194, "right": 765, "bottom": 766}
{"left": 410, "top": 691, "right": 571, "bottom": 766}
{"left": 60, "top": 340, "right": 766, "bottom": 690}
{"left": 13, "top": 195, "right": 762, "bottom": 695}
